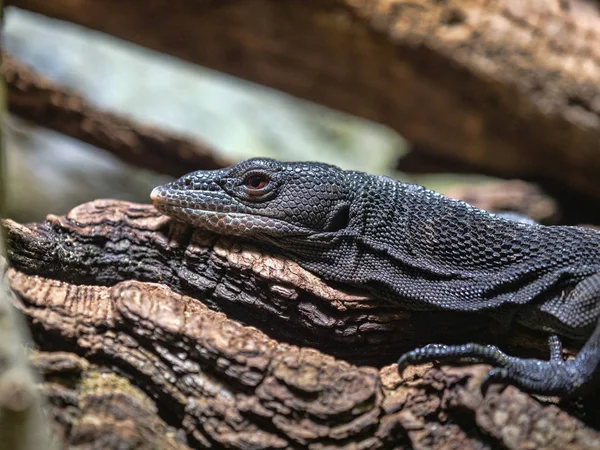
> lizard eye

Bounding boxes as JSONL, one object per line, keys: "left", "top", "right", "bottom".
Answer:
{"left": 244, "top": 174, "right": 268, "bottom": 190}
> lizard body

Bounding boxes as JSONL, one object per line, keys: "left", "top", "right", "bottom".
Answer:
{"left": 151, "top": 158, "right": 600, "bottom": 395}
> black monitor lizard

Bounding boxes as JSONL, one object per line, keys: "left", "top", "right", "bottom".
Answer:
{"left": 151, "top": 157, "right": 600, "bottom": 396}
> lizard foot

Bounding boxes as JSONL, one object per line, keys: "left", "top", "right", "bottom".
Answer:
{"left": 397, "top": 339, "right": 584, "bottom": 396}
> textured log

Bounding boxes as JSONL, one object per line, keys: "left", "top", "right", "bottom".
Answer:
{"left": 5, "top": 200, "right": 600, "bottom": 447}
{"left": 9, "top": 275, "right": 383, "bottom": 448}
{"left": 30, "top": 351, "right": 187, "bottom": 449}
{"left": 3, "top": 53, "right": 230, "bottom": 177}
{"left": 4, "top": 271, "right": 599, "bottom": 448}
{"left": 6, "top": 0, "right": 600, "bottom": 199}
{"left": 4, "top": 199, "right": 564, "bottom": 366}
{"left": 0, "top": 260, "right": 58, "bottom": 449}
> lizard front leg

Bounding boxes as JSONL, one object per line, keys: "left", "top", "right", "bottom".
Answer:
{"left": 397, "top": 275, "right": 600, "bottom": 396}
{"left": 397, "top": 335, "right": 583, "bottom": 395}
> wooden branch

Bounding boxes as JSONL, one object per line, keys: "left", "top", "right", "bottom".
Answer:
{"left": 3, "top": 53, "right": 231, "bottom": 177}
{"left": 4, "top": 200, "right": 600, "bottom": 447}
{"left": 7, "top": 0, "right": 600, "bottom": 199}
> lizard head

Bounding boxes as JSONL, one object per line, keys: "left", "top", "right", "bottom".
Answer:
{"left": 150, "top": 158, "right": 355, "bottom": 240}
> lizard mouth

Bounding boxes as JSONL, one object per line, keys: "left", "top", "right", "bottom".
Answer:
{"left": 150, "top": 186, "right": 312, "bottom": 238}
{"left": 151, "top": 186, "right": 242, "bottom": 213}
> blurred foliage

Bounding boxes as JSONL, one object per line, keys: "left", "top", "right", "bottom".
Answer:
{"left": 4, "top": 9, "right": 407, "bottom": 221}
{"left": 4, "top": 8, "right": 497, "bottom": 222}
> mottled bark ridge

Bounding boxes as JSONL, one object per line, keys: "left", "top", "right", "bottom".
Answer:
{"left": 3, "top": 200, "right": 562, "bottom": 366}
{"left": 0, "top": 260, "right": 58, "bottom": 450}
{"left": 4, "top": 201, "right": 600, "bottom": 448}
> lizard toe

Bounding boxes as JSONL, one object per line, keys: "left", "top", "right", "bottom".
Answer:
{"left": 397, "top": 343, "right": 451, "bottom": 371}
{"left": 398, "top": 342, "right": 582, "bottom": 396}
{"left": 481, "top": 367, "right": 509, "bottom": 394}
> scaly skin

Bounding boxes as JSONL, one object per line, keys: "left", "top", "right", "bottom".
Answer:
{"left": 151, "top": 158, "right": 600, "bottom": 396}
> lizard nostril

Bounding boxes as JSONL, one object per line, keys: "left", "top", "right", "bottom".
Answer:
{"left": 150, "top": 187, "right": 163, "bottom": 201}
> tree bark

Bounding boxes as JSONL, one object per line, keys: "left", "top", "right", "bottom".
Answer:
{"left": 4, "top": 200, "right": 600, "bottom": 448}
{"left": 0, "top": 263, "right": 59, "bottom": 449}
{"left": 6, "top": 0, "right": 600, "bottom": 199}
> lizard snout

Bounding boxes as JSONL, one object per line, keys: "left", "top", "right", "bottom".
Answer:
{"left": 150, "top": 186, "right": 164, "bottom": 202}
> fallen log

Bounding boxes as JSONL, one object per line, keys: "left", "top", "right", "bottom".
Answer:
{"left": 4, "top": 200, "right": 600, "bottom": 448}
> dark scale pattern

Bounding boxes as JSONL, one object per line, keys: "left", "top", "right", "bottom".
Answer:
{"left": 151, "top": 158, "right": 600, "bottom": 396}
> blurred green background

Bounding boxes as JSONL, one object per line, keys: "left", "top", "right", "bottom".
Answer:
{"left": 4, "top": 8, "right": 493, "bottom": 223}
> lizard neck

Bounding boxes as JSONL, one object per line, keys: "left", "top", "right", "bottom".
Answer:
{"left": 290, "top": 175, "right": 600, "bottom": 312}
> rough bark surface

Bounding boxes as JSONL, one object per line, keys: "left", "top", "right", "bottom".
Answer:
{"left": 3, "top": 53, "right": 231, "bottom": 177}
{"left": 4, "top": 200, "right": 562, "bottom": 366}
{"left": 6, "top": 0, "right": 600, "bottom": 199}
{"left": 30, "top": 351, "right": 188, "bottom": 449}
{"left": 4, "top": 200, "right": 600, "bottom": 448}
{"left": 0, "top": 261, "right": 58, "bottom": 450}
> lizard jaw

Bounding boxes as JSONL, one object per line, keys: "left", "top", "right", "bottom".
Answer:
{"left": 151, "top": 187, "right": 312, "bottom": 238}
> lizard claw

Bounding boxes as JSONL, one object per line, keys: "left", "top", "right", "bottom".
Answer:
{"left": 397, "top": 343, "right": 450, "bottom": 373}
{"left": 481, "top": 367, "right": 509, "bottom": 394}
{"left": 397, "top": 342, "right": 585, "bottom": 396}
